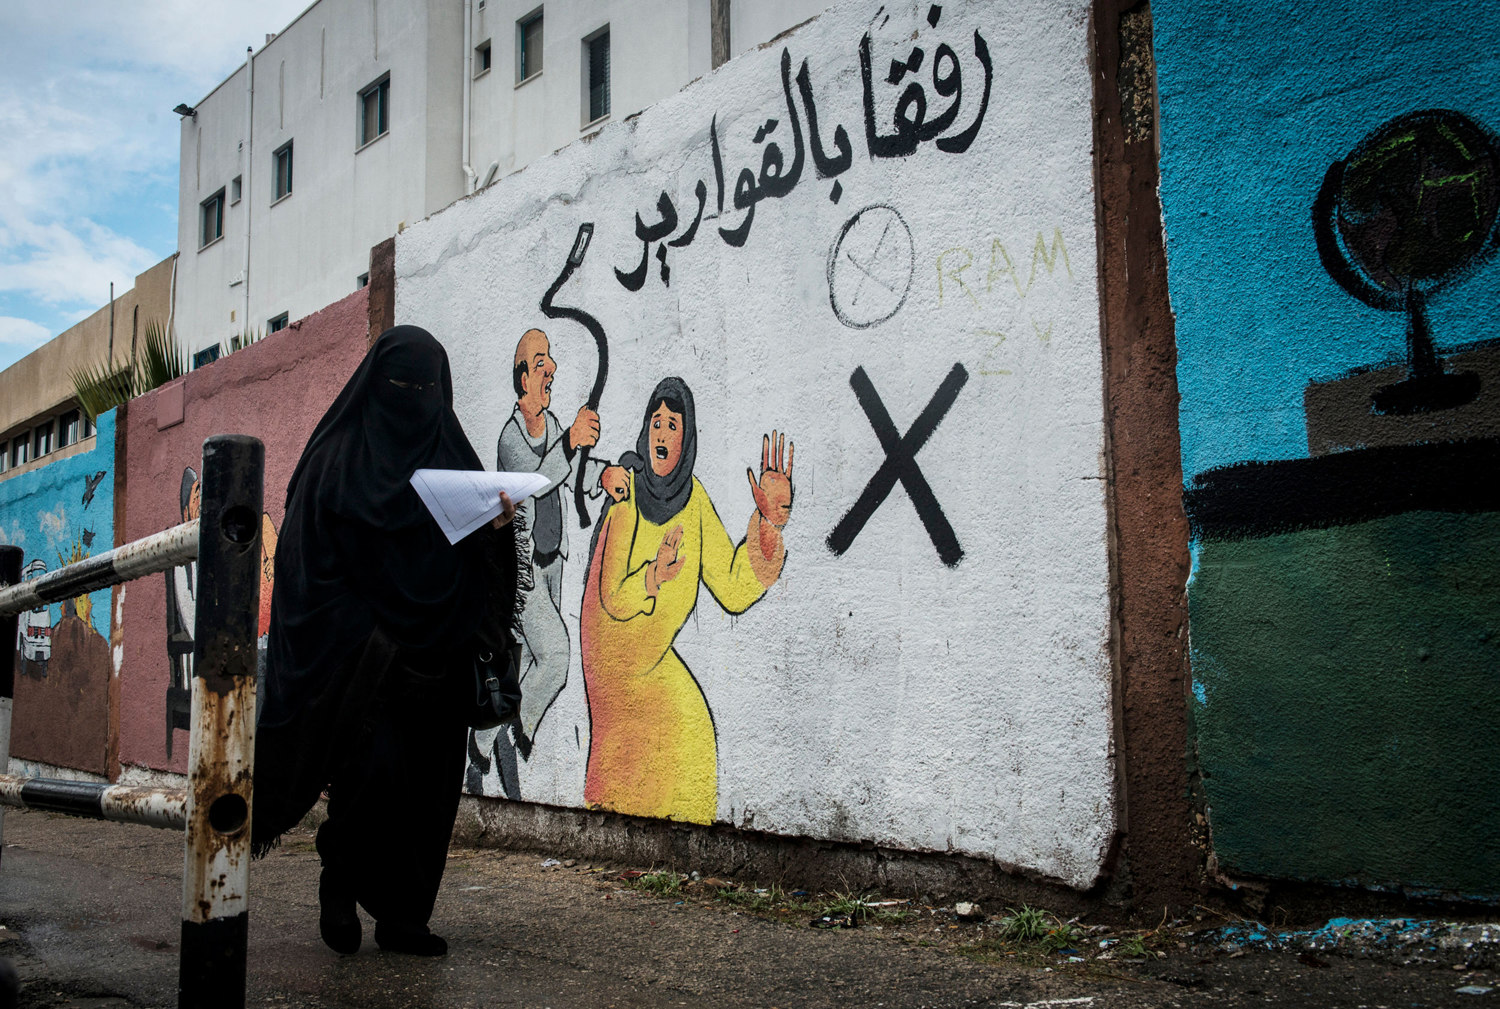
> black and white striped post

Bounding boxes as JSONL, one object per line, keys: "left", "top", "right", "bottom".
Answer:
{"left": 0, "top": 434, "right": 262, "bottom": 1009}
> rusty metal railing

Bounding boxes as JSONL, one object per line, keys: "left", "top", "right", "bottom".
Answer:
{"left": 0, "top": 434, "right": 262, "bottom": 1009}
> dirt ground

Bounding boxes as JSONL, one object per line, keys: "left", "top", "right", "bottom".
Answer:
{"left": 0, "top": 809, "right": 1495, "bottom": 1008}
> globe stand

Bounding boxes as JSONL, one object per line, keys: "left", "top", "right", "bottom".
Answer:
{"left": 1370, "top": 290, "right": 1480, "bottom": 415}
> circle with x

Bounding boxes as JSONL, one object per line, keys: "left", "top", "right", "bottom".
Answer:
{"left": 826, "top": 205, "right": 915, "bottom": 329}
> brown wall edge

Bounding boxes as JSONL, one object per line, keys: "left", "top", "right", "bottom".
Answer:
{"left": 1090, "top": 0, "right": 1203, "bottom": 914}
{"left": 368, "top": 238, "right": 397, "bottom": 346}
{"left": 106, "top": 400, "right": 128, "bottom": 784}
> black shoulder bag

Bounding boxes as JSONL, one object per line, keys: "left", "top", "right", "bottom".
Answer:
{"left": 467, "top": 641, "right": 522, "bottom": 730}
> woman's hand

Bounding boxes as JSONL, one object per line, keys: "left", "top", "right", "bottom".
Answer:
{"left": 747, "top": 431, "right": 793, "bottom": 528}
{"left": 490, "top": 492, "right": 516, "bottom": 529}
{"left": 745, "top": 432, "right": 791, "bottom": 587}
{"left": 645, "top": 524, "right": 686, "bottom": 597}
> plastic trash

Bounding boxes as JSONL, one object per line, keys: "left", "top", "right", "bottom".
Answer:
{"left": 810, "top": 913, "right": 859, "bottom": 929}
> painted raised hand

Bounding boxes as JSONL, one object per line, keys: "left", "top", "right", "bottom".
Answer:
{"left": 746, "top": 430, "right": 794, "bottom": 529}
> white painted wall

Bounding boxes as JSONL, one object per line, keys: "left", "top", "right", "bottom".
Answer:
{"left": 398, "top": 0, "right": 1115, "bottom": 887}
{"left": 176, "top": 0, "right": 828, "bottom": 359}
{"left": 730, "top": 0, "right": 826, "bottom": 59}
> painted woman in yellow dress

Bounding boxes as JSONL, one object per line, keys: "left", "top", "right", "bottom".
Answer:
{"left": 580, "top": 376, "right": 792, "bottom": 824}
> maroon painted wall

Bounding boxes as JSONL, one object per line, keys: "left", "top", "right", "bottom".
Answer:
{"left": 117, "top": 290, "right": 368, "bottom": 773}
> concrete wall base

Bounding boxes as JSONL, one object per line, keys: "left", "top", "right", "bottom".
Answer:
{"left": 454, "top": 795, "right": 1128, "bottom": 914}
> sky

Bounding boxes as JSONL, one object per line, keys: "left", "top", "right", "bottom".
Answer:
{"left": 0, "top": 1, "right": 310, "bottom": 371}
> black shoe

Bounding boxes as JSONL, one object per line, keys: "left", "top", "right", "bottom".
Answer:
{"left": 318, "top": 868, "right": 361, "bottom": 955}
{"left": 374, "top": 923, "right": 448, "bottom": 956}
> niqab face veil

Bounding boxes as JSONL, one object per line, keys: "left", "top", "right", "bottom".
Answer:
{"left": 284, "top": 325, "right": 480, "bottom": 526}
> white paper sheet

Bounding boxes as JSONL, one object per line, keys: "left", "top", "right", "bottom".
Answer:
{"left": 410, "top": 468, "right": 553, "bottom": 544}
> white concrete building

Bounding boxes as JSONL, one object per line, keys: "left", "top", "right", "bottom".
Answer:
{"left": 174, "top": 0, "right": 827, "bottom": 358}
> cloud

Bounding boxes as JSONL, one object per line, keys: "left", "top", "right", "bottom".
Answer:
{"left": 0, "top": 520, "right": 27, "bottom": 550}
{"left": 0, "top": 316, "right": 52, "bottom": 351}
{"left": 0, "top": 1, "right": 307, "bottom": 351}
{"left": 37, "top": 503, "right": 67, "bottom": 546}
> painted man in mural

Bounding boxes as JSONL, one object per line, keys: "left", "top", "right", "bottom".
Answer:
{"left": 163, "top": 467, "right": 198, "bottom": 757}
{"left": 474, "top": 328, "right": 628, "bottom": 794}
{"left": 580, "top": 376, "right": 793, "bottom": 824}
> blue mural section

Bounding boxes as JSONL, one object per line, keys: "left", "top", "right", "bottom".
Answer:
{"left": 1155, "top": 0, "right": 1500, "bottom": 478}
{"left": 1156, "top": 2, "right": 1500, "bottom": 897}
{"left": 1, "top": 409, "right": 116, "bottom": 644}
{"left": 0, "top": 409, "right": 116, "bottom": 773}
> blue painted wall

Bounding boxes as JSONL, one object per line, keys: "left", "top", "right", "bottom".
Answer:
{"left": 1155, "top": 0, "right": 1500, "bottom": 479}
{"left": 0, "top": 408, "right": 116, "bottom": 639}
{"left": 1156, "top": 3, "right": 1500, "bottom": 897}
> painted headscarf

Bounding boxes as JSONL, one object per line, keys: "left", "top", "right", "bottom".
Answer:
{"left": 619, "top": 376, "right": 698, "bottom": 526}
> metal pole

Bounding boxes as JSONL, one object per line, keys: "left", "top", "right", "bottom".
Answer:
{"left": 0, "top": 776, "right": 186, "bottom": 830}
{"left": 178, "top": 435, "right": 261, "bottom": 1009}
{"left": 0, "top": 522, "right": 198, "bottom": 618}
{"left": 0, "top": 545, "right": 22, "bottom": 865}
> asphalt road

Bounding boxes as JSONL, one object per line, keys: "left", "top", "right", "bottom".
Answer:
{"left": 0, "top": 809, "right": 1494, "bottom": 1008}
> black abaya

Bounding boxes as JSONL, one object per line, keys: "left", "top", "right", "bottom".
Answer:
{"left": 252, "top": 326, "right": 519, "bottom": 935}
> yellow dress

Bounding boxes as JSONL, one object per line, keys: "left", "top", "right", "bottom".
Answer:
{"left": 580, "top": 472, "right": 767, "bottom": 823}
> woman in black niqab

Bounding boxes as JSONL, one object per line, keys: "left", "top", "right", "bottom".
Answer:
{"left": 253, "top": 325, "right": 520, "bottom": 958}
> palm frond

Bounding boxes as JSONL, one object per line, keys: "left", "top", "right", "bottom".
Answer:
{"left": 227, "top": 326, "right": 264, "bottom": 354}
{"left": 134, "top": 320, "right": 186, "bottom": 393}
{"left": 69, "top": 359, "right": 135, "bottom": 423}
{"left": 68, "top": 318, "right": 185, "bottom": 421}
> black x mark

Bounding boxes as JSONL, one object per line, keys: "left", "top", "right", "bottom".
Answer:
{"left": 827, "top": 363, "right": 968, "bottom": 567}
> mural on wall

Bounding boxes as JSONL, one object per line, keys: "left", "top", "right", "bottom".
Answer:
{"left": 163, "top": 467, "right": 197, "bottom": 756}
{"left": 0, "top": 411, "right": 116, "bottom": 774}
{"left": 1156, "top": 0, "right": 1500, "bottom": 898}
{"left": 580, "top": 378, "right": 792, "bottom": 824}
{"left": 468, "top": 325, "right": 627, "bottom": 797}
{"left": 162, "top": 464, "right": 280, "bottom": 758}
{"left": 114, "top": 289, "right": 369, "bottom": 775}
{"left": 399, "top": 0, "right": 1115, "bottom": 887}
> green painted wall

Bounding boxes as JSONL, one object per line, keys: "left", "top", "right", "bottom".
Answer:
{"left": 1190, "top": 510, "right": 1500, "bottom": 896}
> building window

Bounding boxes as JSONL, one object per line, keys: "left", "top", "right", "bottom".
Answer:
{"left": 268, "top": 312, "right": 290, "bottom": 333}
{"left": 273, "top": 142, "right": 294, "bottom": 201}
{"left": 32, "top": 421, "right": 53, "bottom": 460}
{"left": 357, "top": 272, "right": 370, "bottom": 289}
{"left": 476, "top": 40, "right": 492, "bottom": 75}
{"left": 82, "top": 413, "right": 95, "bottom": 440}
{"left": 585, "top": 28, "right": 610, "bottom": 124}
{"left": 192, "top": 345, "right": 221, "bottom": 369}
{"left": 10, "top": 434, "right": 27, "bottom": 468}
{"left": 200, "top": 189, "right": 225, "bottom": 247}
{"left": 231, "top": 175, "right": 243, "bottom": 204}
{"left": 518, "top": 10, "right": 543, "bottom": 82}
{"left": 0, "top": 442, "right": 9, "bottom": 473}
{"left": 360, "top": 75, "right": 390, "bottom": 147}
{"left": 57, "top": 410, "right": 81, "bottom": 449}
